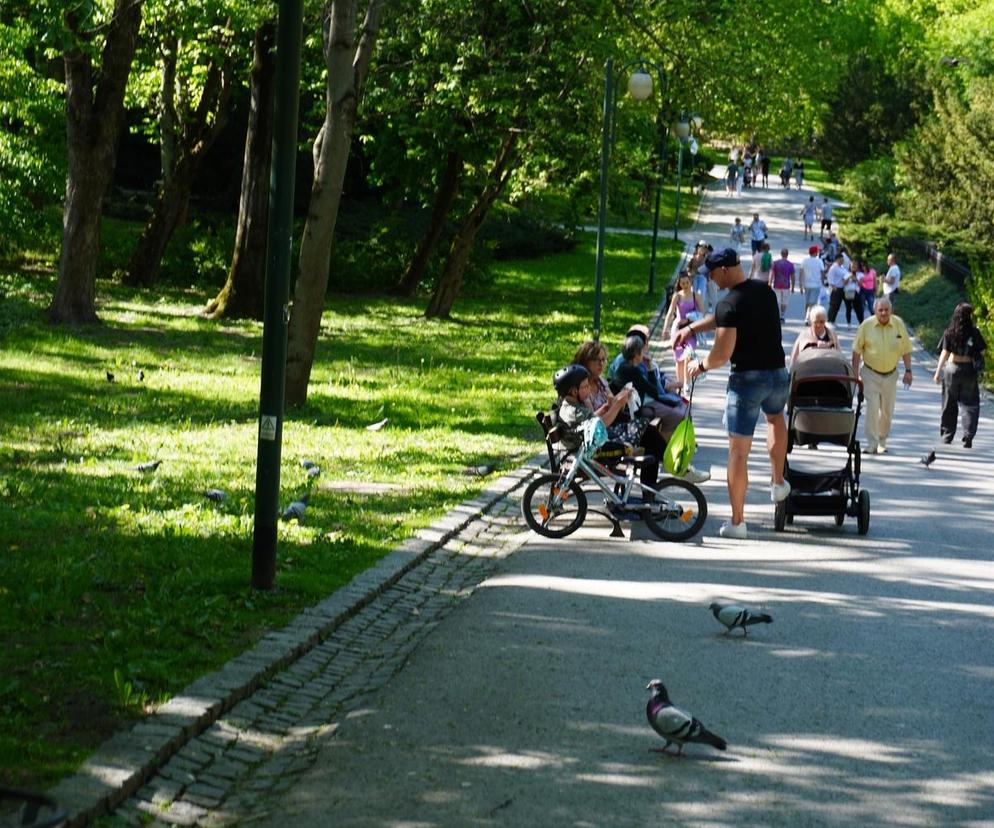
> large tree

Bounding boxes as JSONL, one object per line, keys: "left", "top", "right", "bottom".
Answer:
{"left": 284, "top": 0, "right": 387, "bottom": 407}
{"left": 48, "top": 0, "right": 144, "bottom": 325}
{"left": 123, "top": 6, "right": 240, "bottom": 287}
{"left": 205, "top": 19, "right": 277, "bottom": 320}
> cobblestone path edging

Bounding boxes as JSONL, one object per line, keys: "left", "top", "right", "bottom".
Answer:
{"left": 41, "top": 463, "right": 540, "bottom": 827}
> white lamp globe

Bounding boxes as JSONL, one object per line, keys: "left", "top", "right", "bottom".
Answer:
{"left": 627, "top": 71, "right": 653, "bottom": 101}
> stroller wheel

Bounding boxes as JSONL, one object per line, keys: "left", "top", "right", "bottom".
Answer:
{"left": 774, "top": 499, "right": 787, "bottom": 532}
{"left": 857, "top": 490, "right": 870, "bottom": 535}
{"left": 834, "top": 511, "right": 845, "bottom": 527}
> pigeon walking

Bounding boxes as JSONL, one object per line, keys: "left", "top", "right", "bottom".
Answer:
{"left": 645, "top": 680, "right": 726, "bottom": 755}
{"left": 709, "top": 602, "right": 773, "bottom": 636}
{"left": 203, "top": 488, "right": 228, "bottom": 503}
{"left": 281, "top": 493, "right": 309, "bottom": 522}
{"left": 300, "top": 459, "right": 318, "bottom": 470}
{"left": 920, "top": 450, "right": 936, "bottom": 468}
{"left": 136, "top": 460, "right": 162, "bottom": 473}
{"left": 306, "top": 465, "right": 320, "bottom": 480}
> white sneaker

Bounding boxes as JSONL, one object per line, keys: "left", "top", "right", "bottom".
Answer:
{"left": 719, "top": 521, "right": 748, "bottom": 539}
{"left": 771, "top": 479, "right": 791, "bottom": 503}
{"left": 682, "top": 465, "right": 711, "bottom": 484}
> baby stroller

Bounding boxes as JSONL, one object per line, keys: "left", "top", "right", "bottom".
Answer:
{"left": 774, "top": 349, "right": 870, "bottom": 534}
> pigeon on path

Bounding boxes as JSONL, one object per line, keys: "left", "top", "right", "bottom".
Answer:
{"left": 281, "top": 493, "right": 309, "bottom": 522}
{"left": 646, "top": 679, "right": 727, "bottom": 755}
{"left": 920, "top": 450, "right": 936, "bottom": 468}
{"left": 709, "top": 602, "right": 773, "bottom": 636}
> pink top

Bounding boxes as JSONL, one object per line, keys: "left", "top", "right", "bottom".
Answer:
{"left": 860, "top": 268, "right": 877, "bottom": 290}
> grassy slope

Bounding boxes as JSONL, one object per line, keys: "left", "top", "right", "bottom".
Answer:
{"left": 0, "top": 230, "right": 683, "bottom": 788}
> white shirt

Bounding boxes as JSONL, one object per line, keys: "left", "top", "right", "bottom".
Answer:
{"left": 749, "top": 219, "right": 767, "bottom": 241}
{"left": 827, "top": 262, "right": 849, "bottom": 289}
{"left": 883, "top": 264, "right": 901, "bottom": 295}
{"left": 800, "top": 255, "right": 824, "bottom": 289}
{"left": 821, "top": 202, "right": 834, "bottom": 219}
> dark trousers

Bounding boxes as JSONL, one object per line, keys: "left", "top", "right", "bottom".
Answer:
{"left": 940, "top": 364, "right": 980, "bottom": 440}
{"left": 843, "top": 293, "right": 864, "bottom": 324}
{"left": 827, "top": 287, "right": 845, "bottom": 323}
{"left": 860, "top": 287, "right": 876, "bottom": 315}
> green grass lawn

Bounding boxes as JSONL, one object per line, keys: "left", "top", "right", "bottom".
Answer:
{"left": 895, "top": 259, "right": 969, "bottom": 354}
{"left": 0, "top": 230, "right": 682, "bottom": 789}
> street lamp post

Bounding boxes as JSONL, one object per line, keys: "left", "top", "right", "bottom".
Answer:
{"left": 592, "top": 58, "right": 668, "bottom": 340}
{"left": 672, "top": 112, "right": 702, "bottom": 242}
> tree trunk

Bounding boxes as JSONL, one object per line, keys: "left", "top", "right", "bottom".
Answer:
{"left": 395, "top": 149, "right": 462, "bottom": 296}
{"left": 48, "top": 0, "right": 143, "bottom": 325}
{"left": 284, "top": 0, "right": 386, "bottom": 407}
{"left": 205, "top": 20, "right": 276, "bottom": 320}
{"left": 124, "top": 26, "right": 233, "bottom": 288}
{"left": 425, "top": 132, "right": 518, "bottom": 319}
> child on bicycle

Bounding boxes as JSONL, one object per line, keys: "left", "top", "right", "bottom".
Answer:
{"left": 553, "top": 364, "right": 660, "bottom": 505}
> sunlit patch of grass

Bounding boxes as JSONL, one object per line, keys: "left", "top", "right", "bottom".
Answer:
{"left": 0, "top": 230, "right": 680, "bottom": 788}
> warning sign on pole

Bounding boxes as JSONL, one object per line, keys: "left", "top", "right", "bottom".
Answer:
{"left": 260, "top": 415, "right": 278, "bottom": 441}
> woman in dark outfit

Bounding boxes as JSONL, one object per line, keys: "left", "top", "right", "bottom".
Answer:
{"left": 933, "top": 303, "right": 986, "bottom": 448}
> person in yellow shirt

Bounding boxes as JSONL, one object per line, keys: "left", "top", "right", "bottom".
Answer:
{"left": 851, "top": 297, "right": 914, "bottom": 454}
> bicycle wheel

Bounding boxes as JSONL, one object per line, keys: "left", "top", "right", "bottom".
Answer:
{"left": 521, "top": 473, "right": 587, "bottom": 538}
{"left": 640, "top": 478, "right": 708, "bottom": 542}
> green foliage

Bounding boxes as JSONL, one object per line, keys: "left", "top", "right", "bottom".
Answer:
{"left": 841, "top": 157, "right": 898, "bottom": 222}
{"left": 894, "top": 260, "right": 966, "bottom": 353}
{"left": 0, "top": 231, "right": 680, "bottom": 787}
{"left": 814, "top": 52, "right": 923, "bottom": 174}
{"left": 0, "top": 17, "right": 67, "bottom": 254}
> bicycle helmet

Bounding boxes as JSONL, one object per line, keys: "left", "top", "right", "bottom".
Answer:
{"left": 553, "top": 364, "right": 589, "bottom": 397}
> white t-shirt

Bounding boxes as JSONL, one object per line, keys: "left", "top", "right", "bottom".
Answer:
{"left": 883, "top": 264, "right": 901, "bottom": 295}
{"left": 827, "top": 262, "right": 849, "bottom": 289}
{"left": 800, "top": 256, "right": 824, "bottom": 289}
{"left": 749, "top": 220, "right": 767, "bottom": 241}
{"left": 821, "top": 202, "right": 834, "bottom": 219}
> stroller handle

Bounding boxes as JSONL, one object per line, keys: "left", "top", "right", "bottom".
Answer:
{"left": 791, "top": 373, "right": 864, "bottom": 403}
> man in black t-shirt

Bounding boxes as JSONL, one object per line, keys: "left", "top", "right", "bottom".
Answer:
{"left": 673, "top": 248, "right": 790, "bottom": 540}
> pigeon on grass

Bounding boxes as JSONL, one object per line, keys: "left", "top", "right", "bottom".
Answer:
{"left": 204, "top": 488, "right": 228, "bottom": 503}
{"left": 646, "top": 679, "right": 726, "bottom": 755}
{"left": 136, "top": 460, "right": 162, "bottom": 473}
{"left": 281, "top": 493, "right": 309, "bottom": 522}
{"left": 709, "top": 602, "right": 773, "bottom": 636}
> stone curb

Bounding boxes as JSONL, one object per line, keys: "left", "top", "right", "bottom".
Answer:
{"left": 44, "top": 460, "right": 543, "bottom": 827}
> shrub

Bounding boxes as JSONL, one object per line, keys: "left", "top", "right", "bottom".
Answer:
{"left": 842, "top": 157, "right": 898, "bottom": 222}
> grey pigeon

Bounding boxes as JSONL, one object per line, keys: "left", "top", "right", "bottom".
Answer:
{"left": 306, "top": 465, "right": 320, "bottom": 479}
{"left": 136, "top": 460, "right": 162, "bottom": 473}
{"left": 204, "top": 488, "right": 227, "bottom": 503}
{"left": 281, "top": 493, "right": 310, "bottom": 522}
{"left": 920, "top": 450, "right": 936, "bottom": 468}
{"left": 646, "top": 679, "right": 727, "bottom": 755}
{"left": 710, "top": 602, "right": 772, "bottom": 636}
{"left": 300, "top": 459, "right": 318, "bottom": 470}
{"left": 463, "top": 464, "right": 495, "bottom": 477}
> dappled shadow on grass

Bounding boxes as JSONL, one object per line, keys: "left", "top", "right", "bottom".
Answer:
{"left": 0, "top": 460, "right": 462, "bottom": 790}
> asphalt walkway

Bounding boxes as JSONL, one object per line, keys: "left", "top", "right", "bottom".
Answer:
{"left": 80, "top": 176, "right": 994, "bottom": 827}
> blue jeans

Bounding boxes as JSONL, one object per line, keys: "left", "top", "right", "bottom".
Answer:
{"left": 724, "top": 368, "right": 790, "bottom": 438}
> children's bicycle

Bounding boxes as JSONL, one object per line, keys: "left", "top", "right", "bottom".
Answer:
{"left": 521, "top": 419, "right": 707, "bottom": 542}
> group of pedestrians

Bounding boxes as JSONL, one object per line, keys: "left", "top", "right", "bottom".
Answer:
{"left": 724, "top": 146, "right": 805, "bottom": 195}
{"left": 662, "top": 242, "right": 986, "bottom": 540}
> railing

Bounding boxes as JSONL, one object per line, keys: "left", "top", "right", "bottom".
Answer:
{"left": 890, "top": 236, "right": 972, "bottom": 288}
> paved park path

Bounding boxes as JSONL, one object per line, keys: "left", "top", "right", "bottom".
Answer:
{"left": 98, "top": 176, "right": 994, "bottom": 827}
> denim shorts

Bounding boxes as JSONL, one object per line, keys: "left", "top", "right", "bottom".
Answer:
{"left": 724, "top": 368, "right": 790, "bottom": 437}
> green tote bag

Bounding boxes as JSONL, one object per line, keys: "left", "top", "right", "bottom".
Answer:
{"left": 663, "top": 382, "right": 697, "bottom": 477}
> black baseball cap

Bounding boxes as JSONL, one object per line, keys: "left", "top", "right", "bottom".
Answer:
{"left": 705, "top": 247, "right": 741, "bottom": 271}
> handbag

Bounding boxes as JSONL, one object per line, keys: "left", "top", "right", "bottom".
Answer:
{"left": 663, "top": 382, "right": 697, "bottom": 477}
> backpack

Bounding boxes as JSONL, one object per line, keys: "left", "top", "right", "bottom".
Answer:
{"left": 761, "top": 251, "right": 772, "bottom": 271}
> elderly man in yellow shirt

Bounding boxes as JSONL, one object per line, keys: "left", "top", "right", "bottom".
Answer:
{"left": 851, "top": 297, "right": 914, "bottom": 454}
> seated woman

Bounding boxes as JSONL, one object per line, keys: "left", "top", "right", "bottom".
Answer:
{"left": 572, "top": 340, "right": 667, "bottom": 461}
{"left": 790, "top": 304, "right": 840, "bottom": 368}
{"left": 660, "top": 271, "right": 704, "bottom": 389}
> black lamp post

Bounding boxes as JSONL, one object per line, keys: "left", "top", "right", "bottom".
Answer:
{"left": 592, "top": 58, "right": 669, "bottom": 340}
{"left": 672, "top": 111, "right": 702, "bottom": 242}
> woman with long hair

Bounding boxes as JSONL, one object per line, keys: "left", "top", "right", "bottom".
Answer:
{"left": 933, "top": 303, "right": 987, "bottom": 447}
